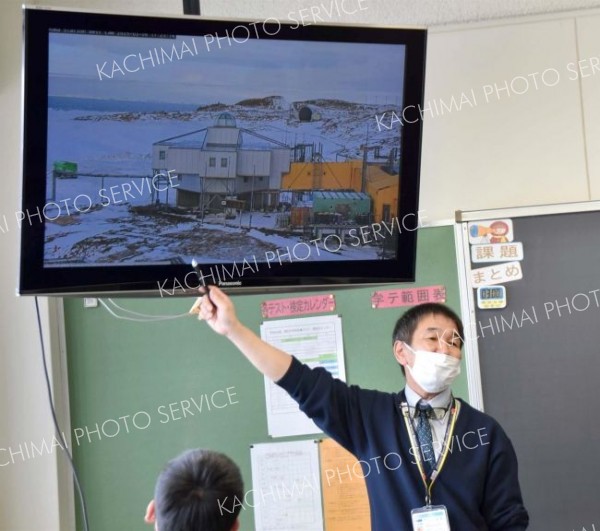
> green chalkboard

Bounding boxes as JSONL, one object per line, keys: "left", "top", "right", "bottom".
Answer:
{"left": 64, "top": 225, "right": 465, "bottom": 530}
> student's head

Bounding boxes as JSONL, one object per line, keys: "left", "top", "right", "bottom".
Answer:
{"left": 392, "top": 303, "right": 464, "bottom": 382}
{"left": 145, "top": 448, "right": 244, "bottom": 531}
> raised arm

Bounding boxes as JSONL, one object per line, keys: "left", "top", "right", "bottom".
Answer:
{"left": 190, "top": 286, "right": 292, "bottom": 381}
{"left": 191, "top": 286, "right": 372, "bottom": 454}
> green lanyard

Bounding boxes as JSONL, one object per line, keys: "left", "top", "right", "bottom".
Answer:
{"left": 400, "top": 398, "right": 461, "bottom": 505}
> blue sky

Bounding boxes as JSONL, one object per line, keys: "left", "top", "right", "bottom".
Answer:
{"left": 48, "top": 31, "right": 406, "bottom": 106}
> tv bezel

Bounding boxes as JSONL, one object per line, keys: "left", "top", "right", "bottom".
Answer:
{"left": 19, "top": 6, "right": 427, "bottom": 296}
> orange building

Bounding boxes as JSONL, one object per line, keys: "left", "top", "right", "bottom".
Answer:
{"left": 281, "top": 160, "right": 363, "bottom": 191}
{"left": 281, "top": 159, "right": 399, "bottom": 223}
{"left": 365, "top": 166, "right": 399, "bottom": 223}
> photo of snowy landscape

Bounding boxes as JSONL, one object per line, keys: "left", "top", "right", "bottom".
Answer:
{"left": 45, "top": 30, "right": 405, "bottom": 267}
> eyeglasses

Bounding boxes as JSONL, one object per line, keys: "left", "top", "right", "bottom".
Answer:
{"left": 406, "top": 405, "right": 450, "bottom": 421}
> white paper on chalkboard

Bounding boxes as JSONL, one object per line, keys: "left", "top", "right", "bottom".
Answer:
{"left": 250, "top": 440, "right": 323, "bottom": 531}
{"left": 260, "top": 315, "right": 345, "bottom": 438}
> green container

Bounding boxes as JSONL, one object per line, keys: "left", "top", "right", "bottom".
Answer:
{"left": 313, "top": 190, "right": 371, "bottom": 216}
{"left": 53, "top": 160, "right": 78, "bottom": 175}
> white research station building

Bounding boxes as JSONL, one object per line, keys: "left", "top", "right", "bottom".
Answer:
{"left": 151, "top": 112, "right": 291, "bottom": 212}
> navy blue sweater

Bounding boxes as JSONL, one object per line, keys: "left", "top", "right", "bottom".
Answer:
{"left": 276, "top": 357, "right": 529, "bottom": 531}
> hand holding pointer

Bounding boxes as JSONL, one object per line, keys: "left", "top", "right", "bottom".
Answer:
{"left": 189, "top": 285, "right": 241, "bottom": 338}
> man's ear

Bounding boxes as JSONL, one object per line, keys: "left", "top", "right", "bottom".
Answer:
{"left": 144, "top": 499, "right": 156, "bottom": 525}
{"left": 231, "top": 518, "right": 240, "bottom": 531}
{"left": 393, "top": 340, "right": 410, "bottom": 367}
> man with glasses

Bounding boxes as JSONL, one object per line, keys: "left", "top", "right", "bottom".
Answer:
{"left": 192, "top": 287, "right": 529, "bottom": 531}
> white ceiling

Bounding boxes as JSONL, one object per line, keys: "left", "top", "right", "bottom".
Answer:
{"left": 30, "top": 0, "right": 600, "bottom": 25}
{"left": 200, "top": 0, "right": 600, "bottom": 25}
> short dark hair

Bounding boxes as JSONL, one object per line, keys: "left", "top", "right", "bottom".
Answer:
{"left": 154, "top": 449, "right": 244, "bottom": 531}
{"left": 392, "top": 303, "right": 464, "bottom": 374}
{"left": 392, "top": 302, "right": 464, "bottom": 346}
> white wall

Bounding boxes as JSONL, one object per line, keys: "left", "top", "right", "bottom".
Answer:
{"left": 2, "top": 1, "right": 600, "bottom": 529}
{"left": 0, "top": 2, "right": 63, "bottom": 528}
{"left": 0, "top": 2, "right": 181, "bottom": 530}
{"left": 575, "top": 12, "right": 600, "bottom": 199}
{"left": 421, "top": 15, "right": 592, "bottom": 222}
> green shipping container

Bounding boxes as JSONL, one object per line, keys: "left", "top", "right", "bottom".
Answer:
{"left": 53, "top": 161, "right": 78, "bottom": 175}
{"left": 313, "top": 190, "right": 371, "bottom": 217}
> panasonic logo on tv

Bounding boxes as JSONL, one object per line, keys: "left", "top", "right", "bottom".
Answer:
{"left": 218, "top": 281, "right": 242, "bottom": 286}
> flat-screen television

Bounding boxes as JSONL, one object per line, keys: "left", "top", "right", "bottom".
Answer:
{"left": 19, "top": 6, "right": 426, "bottom": 296}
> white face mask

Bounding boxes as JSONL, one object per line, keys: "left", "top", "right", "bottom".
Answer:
{"left": 403, "top": 342, "right": 461, "bottom": 393}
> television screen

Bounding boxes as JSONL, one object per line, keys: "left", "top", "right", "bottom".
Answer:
{"left": 19, "top": 7, "right": 426, "bottom": 295}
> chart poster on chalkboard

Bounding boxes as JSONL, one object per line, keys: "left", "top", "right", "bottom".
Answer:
{"left": 250, "top": 440, "right": 323, "bottom": 531}
{"left": 260, "top": 315, "right": 345, "bottom": 437}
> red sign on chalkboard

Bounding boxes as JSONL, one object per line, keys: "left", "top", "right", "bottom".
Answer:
{"left": 371, "top": 285, "right": 446, "bottom": 309}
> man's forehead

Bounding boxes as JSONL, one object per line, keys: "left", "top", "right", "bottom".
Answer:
{"left": 415, "top": 313, "right": 458, "bottom": 328}
{"left": 413, "top": 314, "right": 460, "bottom": 334}
{"left": 422, "top": 325, "right": 460, "bottom": 335}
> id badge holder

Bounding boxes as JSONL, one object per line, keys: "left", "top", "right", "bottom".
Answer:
{"left": 411, "top": 505, "right": 451, "bottom": 531}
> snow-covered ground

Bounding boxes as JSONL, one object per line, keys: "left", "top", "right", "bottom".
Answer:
{"left": 44, "top": 102, "right": 397, "bottom": 265}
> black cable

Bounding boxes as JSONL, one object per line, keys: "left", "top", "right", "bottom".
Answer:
{"left": 182, "top": 0, "right": 201, "bottom": 16}
{"left": 35, "top": 297, "right": 90, "bottom": 531}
